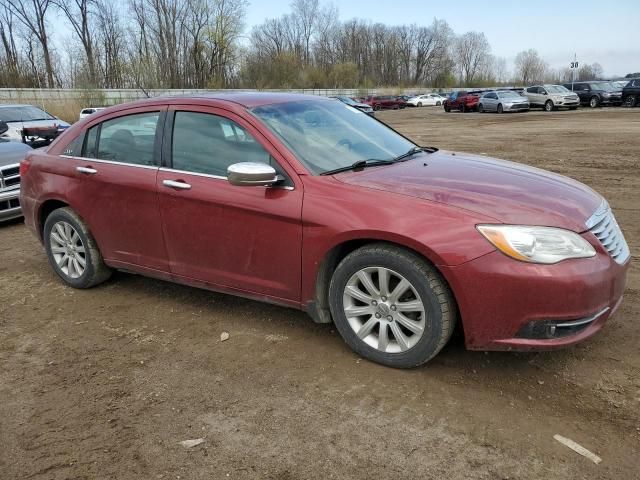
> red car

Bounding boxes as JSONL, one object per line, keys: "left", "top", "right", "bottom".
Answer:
{"left": 362, "top": 95, "right": 406, "bottom": 111}
{"left": 443, "top": 91, "right": 481, "bottom": 112}
{"left": 20, "top": 93, "right": 630, "bottom": 368}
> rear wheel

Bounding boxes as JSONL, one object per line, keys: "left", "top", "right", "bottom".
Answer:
{"left": 444, "top": 105, "right": 450, "bottom": 112}
{"left": 44, "top": 207, "right": 112, "bottom": 289}
{"left": 624, "top": 95, "right": 637, "bottom": 107}
{"left": 589, "top": 96, "right": 600, "bottom": 108}
{"left": 329, "top": 244, "right": 456, "bottom": 368}
{"left": 417, "top": 102, "right": 422, "bottom": 107}
{"left": 478, "top": 103, "right": 484, "bottom": 113}
{"left": 544, "top": 100, "right": 554, "bottom": 112}
{"left": 459, "top": 104, "right": 465, "bottom": 112}
{"left": 436, "top": 101, "right": 441, "bottom": 106}
{"left": 497, "top": 103, "right": 503, "bottom": 114}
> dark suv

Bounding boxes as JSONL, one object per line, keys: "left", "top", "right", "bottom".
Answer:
{"left": 563, "top": 81, "right": 623, "bottom": 108}
{"left": 622, "top": 79, "right": 640, "bottom": 107}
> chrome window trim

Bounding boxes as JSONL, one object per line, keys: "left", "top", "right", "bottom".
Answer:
{"left": 59, "top": 155, "right": 159, "bottom": 170}
{"left": 159, "top": 167, "right": 295, "bottom": 190}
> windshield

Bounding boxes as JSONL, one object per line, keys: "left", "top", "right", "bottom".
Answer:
{"left": 497, "top": 91, "right": 521, "bottom": 98}
{"left": 252, "top": 100, "right": 415, "bottom": 175}
{"left": 546, "top": 85, "right": 570, "bottom": 94}
{"left": 590, "top": 82, "right": 616, "bottom": 91}
{"left": 0, "top": 105, "right": 56, "bottom": 122}
{"left": 336, "top": 96, "right": 357, "bottom": 105}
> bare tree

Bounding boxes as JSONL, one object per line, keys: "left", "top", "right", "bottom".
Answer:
{"left": 454, "top": 31, "right": 490, "bottom": 85}
{"left": 1, "top": 0, "right": 55, "bottom": 87}
{"left": 514, "top": 49, "right": 547, "bottom": 85}
{"left": 53, "top": 0, "right": 98, "bottom": 85}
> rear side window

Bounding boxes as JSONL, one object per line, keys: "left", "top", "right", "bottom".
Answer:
{"left": 171, "top": 111, "right": 271, "bottom": 177}
{"left": 85, "top": 112, "right": 160, "bottom": 166}
{"left": 62, "top": 133, "right": 85, "bottom": 156}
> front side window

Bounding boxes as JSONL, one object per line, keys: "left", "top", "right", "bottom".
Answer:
{"left": 171, "top": 111, "right": 271, "bottom": 177}
{"left": 252, "top": 100, "right": 415, "bottom": 175}
{"left": 85, "top": 112, "right": 160, "bottom": 165}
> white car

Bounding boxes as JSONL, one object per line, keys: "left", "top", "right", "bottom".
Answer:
{"left": 0, "top": 104, "right": 70, "bottom": 145}
{"left": 406, "top": 94, "right": 445, "bottom": 107}
{"left": 79, "top": 107, "right": 106, "bottom": 120}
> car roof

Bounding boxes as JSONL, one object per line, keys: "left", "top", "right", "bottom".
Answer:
{"left": 0, "top": 104, "right": 41, "bottom": 108}
{"left": 151, "top": 92, "right": 331, "bottom": 108}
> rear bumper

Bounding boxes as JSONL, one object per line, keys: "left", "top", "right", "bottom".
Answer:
{"left": 0, "top": 187, "right": 21, "bottom": 222}
{"left": 440, "top": 245, "right": 630, "bottom": 351}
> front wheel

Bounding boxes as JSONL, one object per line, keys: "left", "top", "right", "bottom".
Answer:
{"left": 436, "top": 101, "right": 441, "bottom": 106}
{"left": 624, "top": 95, "right": 637, "bottom": 107}
{"left": 545, "top": 100, "right": 554, "bottom": 112}
{"left": 417, "top": 102, "right": 422, "bottom": 107}
{"left": 444, "top": 105, "right": 450, "bottom": 112}
{"left": 44, "top": 207, "right": 112, "bottom": 289}
{"left": 497, "top": 104, "right": 503, "bottom": 114}
{"left": 329, "top": 244, "right": 456, "bottom": 368}
{"left": 589, "top": 96, "right": 600, "bottom": 108}
{"left": 478, "top": 103, "right": 484, "bottom": 113}
{"left": 374, "top": 104, "right": 381, "bottom": 111}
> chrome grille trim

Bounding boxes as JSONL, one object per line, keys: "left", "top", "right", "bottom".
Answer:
{"left": 586, "top": 200, "right": 630, "bottom": 264}
{"left": 0, "top": 163, "right": 20, "bottom": 191}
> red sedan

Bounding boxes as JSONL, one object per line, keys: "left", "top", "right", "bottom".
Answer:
{"left": 19, "top": 94, "right": 630, "bottom": 368}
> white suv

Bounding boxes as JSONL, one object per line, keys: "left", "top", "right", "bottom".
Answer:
{"left": 525, "top": 85, "right": 580, "bottom": 112}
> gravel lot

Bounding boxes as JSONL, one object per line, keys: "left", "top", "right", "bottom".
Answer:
{"left": 1, "top": 106, "right": 638, "bottom": 479}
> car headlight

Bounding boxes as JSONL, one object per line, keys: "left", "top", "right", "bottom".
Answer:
{"left": 477, "top": 225, "right": 596, "bottom": 264}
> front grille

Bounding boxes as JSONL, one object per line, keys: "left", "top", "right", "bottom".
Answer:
{"left": 586, "top": 201, "right": 630, "bottom": 264}
{"left": 0, "top": 163, "right": 20, "bottom": 190}
{"left": 510, "top": 103, "right": 528, "bottom": 109}
{"left": 0, "top": 198, "right": 20, "bottom": 212}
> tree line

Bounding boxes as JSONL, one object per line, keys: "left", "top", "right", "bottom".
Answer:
{"left": 0, "top": 0, "right": 628, "bottom": 91}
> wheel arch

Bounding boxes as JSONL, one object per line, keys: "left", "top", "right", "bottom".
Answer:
{"left": 307, "top": 237, "right": 460, "bottom": 329}
{"left": 38, "top": 198, "right": 70, "bottom": 240}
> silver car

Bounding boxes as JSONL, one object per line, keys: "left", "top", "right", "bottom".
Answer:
{"left": 525, "top": 85, "right": 580, "bottom": 111}
{"left": 478, "top": 90, "right": 530, "bottom": 113}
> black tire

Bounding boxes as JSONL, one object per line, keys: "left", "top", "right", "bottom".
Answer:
{"left": 624, "top": 95, "right": 637, "bottom": 107}
{"left": 497, "top": 103, "right": 503, "bottom": 114}
{"left": 436, "top": 101, "right": 441, "bottom": 106}
{"left": 43, "top": 207, "right": 112, "bottom": 289}
{"left": 444, "top": 105, "right": 450, "bottom": 112}
{"left": 589, "top": 96, "right": 599, "bottom": 108}
{"left": 478, "top": 103, "right": 484, "bottom": 113}
{"left": 459, "top": 104, "right": 465, "bottom": 112}
{"left": 328, "top": 243, "right": 456, "bottom": 368}
{"left": 417, "top": 102, "right": 422, "bottom": 107}
{"left": 544, "top": 100, "right": 554, "bottom": 112}
{"left": 374, "top": 104, "right": 381, "bottom": 111}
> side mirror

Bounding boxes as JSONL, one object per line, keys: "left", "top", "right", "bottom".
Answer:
{"left": 0, "top": 121, "right": 8, "bottom": 135}
{"left": 227, "top": 162, "right": 278, "bottom": 187}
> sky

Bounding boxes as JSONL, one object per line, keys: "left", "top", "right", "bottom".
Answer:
{"left": 49, "top": 0, "right": 639, "bottom": 78}
{"left": 243, "top": 0, "right": 639, "bottom": 77}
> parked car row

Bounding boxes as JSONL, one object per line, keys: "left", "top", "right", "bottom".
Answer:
{"left": 444, "top": 79, "right": 639, "bottom": 114}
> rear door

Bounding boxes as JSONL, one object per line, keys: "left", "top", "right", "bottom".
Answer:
{"left": 61, "top": 106, "right": 169, "bottom": 272}
{"left": 157, "top": 105, "right": 303, "bottom": 302}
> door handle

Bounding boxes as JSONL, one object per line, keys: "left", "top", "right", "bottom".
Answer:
{"left": 76, "top": 166, "right": 97, "bottom": 175}
{"left": 163, "top": 179, "right": 192, "bottom": 190}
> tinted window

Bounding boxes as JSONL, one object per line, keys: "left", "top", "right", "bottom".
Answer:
{"left": 85, "top": 112, "right": 160, "bottom": 165}
{"left": 62, "top": 133, "right": 85, "bottom": 156}
{"left": 171, "top": 111, "right": 271, "bottom": 177}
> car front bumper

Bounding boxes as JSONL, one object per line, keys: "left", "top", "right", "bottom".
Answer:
{"left": 0, "top": 187, "right": 22, "bottom": 222}
{"left": 440, "top": 238, "right": 629, "bottom": 351}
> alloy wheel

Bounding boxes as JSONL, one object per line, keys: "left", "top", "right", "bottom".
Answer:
{"left": 49, "top": 221, "right": 86, "bottom": 279}
{"left": 342, "top": 267, "right": 426, "bottom": 354}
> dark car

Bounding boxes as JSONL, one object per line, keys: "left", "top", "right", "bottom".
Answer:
{"left": 443, "top": 91, "right": 480, "bottom": 112}
{"left": 563, "top": 81, "right": 623, "bottom": 108}
{"left": 0, "top": 122, "right": 32, "bottom": 222}
{"left": 363, "top": 95, "right": 406, "bottom": 111}
{"left": 621, "top": 78, "right": 640, "bottom": 107}
{"left": 20, "top": 93, "right": 629, "bottom": 368}
{"left": 331, "top": 96, "right": 375, "bottom": 116}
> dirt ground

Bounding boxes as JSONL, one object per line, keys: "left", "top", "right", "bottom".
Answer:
{"left": 1, "top": 106, "right": 639, "bottom": 480}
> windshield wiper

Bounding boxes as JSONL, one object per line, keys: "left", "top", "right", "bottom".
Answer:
{"left": 393, "top": 145, "right": 437, "bottom": 161}
{"left": 320, "top": 159, "right": 396, "bottom": 176}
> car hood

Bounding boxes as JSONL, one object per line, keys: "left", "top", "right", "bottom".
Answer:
{"left": 335, "top": 150, "right": 602, "bottom": 232}
{"left": 0, "top": 141, "right": 32, "bottom": 166}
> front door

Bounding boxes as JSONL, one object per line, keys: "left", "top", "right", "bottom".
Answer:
{"left": 157, "top": 105, "right": 303, "bottom": 303}
{"left": 63, "top": 107, "right": 169, "bottom": 273}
